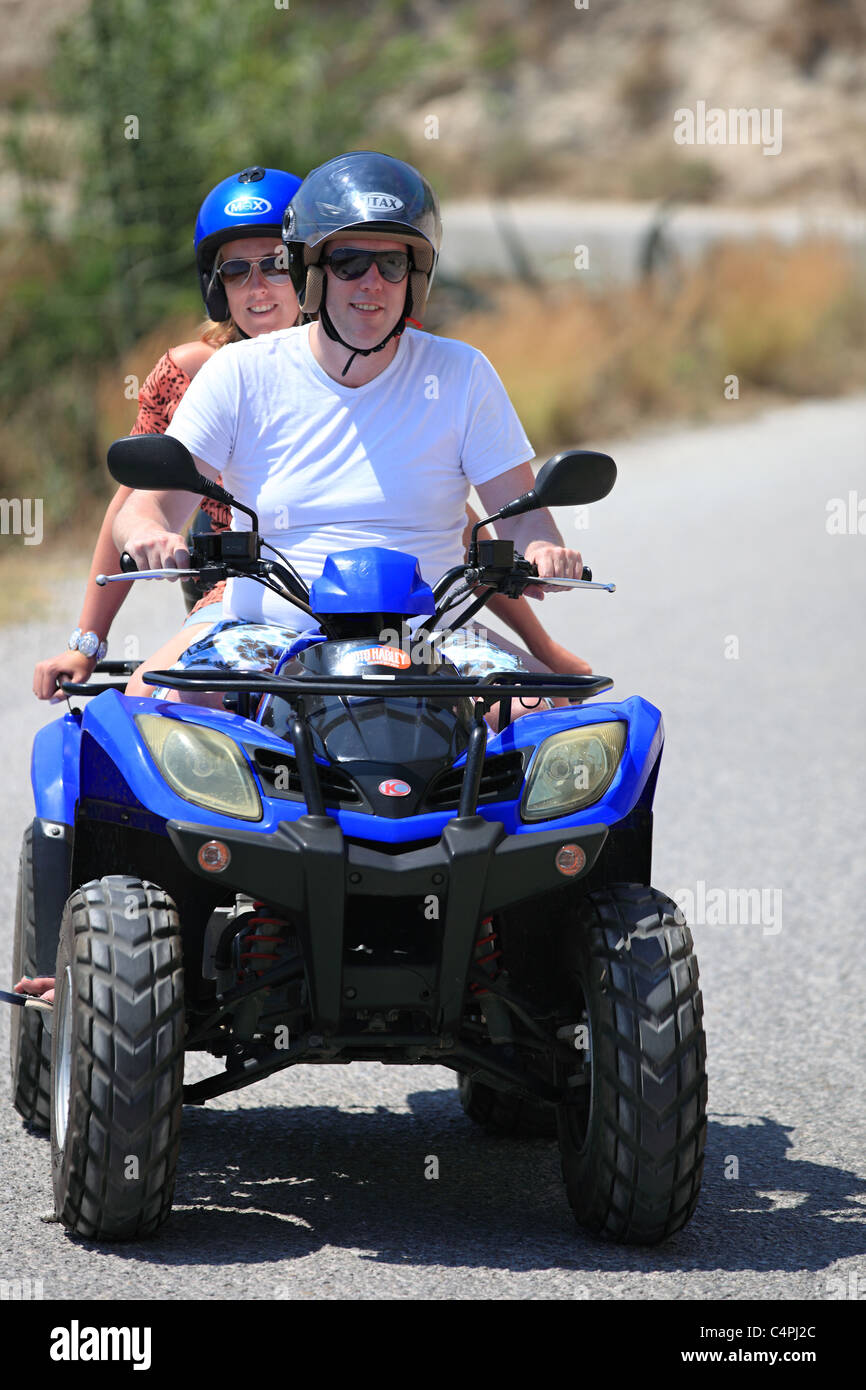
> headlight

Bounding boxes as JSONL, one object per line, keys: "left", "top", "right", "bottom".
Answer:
{"left": 136, "top": 715, "right": 262, "bottom": 821}
{"left": 521, "top": 722, "right": 626, "bottom": 822}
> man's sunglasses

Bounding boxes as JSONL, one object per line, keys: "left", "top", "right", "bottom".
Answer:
{"left": 320, "top": 248, "right": 410, "bottom": 283}
{"left": 216, "top": 254, "right": 292, "bottom": 286}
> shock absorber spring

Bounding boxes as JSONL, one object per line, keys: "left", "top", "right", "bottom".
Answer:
{"left": 468, "top": 914, "right": 513, "bottom": 1044}
{"left": 469, "top": 915, "right": 502, "bottom": 997}
{"left": 235, "top": 901, "right": 293, "bottom": 983}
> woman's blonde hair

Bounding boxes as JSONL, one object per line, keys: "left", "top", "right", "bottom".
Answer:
{"left": 198, "top": 317, "right": 246, "bottom": 348}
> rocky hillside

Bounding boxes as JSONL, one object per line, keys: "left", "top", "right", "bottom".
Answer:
{"left": 375, "top": 0, "right": 866, "bottom": 206}
{"left": 1, "top": 0, "right": 864, "bottom": 209}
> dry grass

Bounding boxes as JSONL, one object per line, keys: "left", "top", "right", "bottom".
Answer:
{"left": 3, "top": 240, "right": 863, "bottom": 606}
{"left": 448, "top": 240, "right": 866, "bottom": 451}
{"left": 0, "top": 541, "right": 86, "bottom": 628}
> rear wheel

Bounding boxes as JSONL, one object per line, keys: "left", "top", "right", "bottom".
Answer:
{"left": 50, "top": 877, "right": 185, "bottom": 1240}
{"left": 556, "top": 883, "right": 706, "bottom": 1244}
{"left": 457, "top": 1073, "right": 557, "bottom": 1138}
{"left": 9, "top": 826, "right": 51, "bottom": 1129}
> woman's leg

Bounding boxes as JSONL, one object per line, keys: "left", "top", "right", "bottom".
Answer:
{"left": 125, "top": 622, "right": 224, "bottom": 705}
{"left": 439, "top": 620, "right": 560, "bottom": 733}
{"left": 126, "top": 618, "right": 305, "bottom": 708}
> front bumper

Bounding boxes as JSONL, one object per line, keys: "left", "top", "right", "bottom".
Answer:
{"left": 167, "top": 813, "right": 607, "bottom": 1036}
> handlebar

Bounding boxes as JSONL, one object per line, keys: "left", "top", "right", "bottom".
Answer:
{"left": 99, "top": 540, "right": 613, "bottom": 605}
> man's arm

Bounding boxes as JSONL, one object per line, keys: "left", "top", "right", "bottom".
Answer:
{"left": 475, "top": 463, "right": 582, "bottom": 599}
{"left": 112, "top": 454, "right": 221, "bottom": 574}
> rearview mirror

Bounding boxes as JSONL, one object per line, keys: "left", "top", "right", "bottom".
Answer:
{"left": 106, "top": 433, "right": 257, "bottom": 532}
{"left": 494, "top": 449, "right": 617, "bottom": 522}
{"left": 532, "top": 450, "right": 617, "bottom": 509}
{"left": 107, "top": 434, "right": 209, "bottom": 493}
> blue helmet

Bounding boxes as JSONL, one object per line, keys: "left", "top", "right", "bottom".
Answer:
{"left": 194, "top": 165, "right": 303, "bottom": 320}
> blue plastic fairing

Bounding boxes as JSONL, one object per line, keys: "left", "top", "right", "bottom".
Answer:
{"left": 41, "top": 686, "right": 663, "bottom": 850}
{"left": 309, "top": 547, "right": 436, "bottom": 616}
{"left": 31, "top": 711, "right": 82, "bottom": 826}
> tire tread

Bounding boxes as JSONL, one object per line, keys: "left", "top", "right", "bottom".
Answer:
{"left": 558, "top": 883, "right": 707, "bottom": 1244}
{"left": 10, "top": 825, "right": 51, "bottom": 1129}
{"left": 51, "top": 877, "right": 184, "bottom": 1241}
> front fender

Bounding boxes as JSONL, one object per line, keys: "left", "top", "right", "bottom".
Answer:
{"left": 31, "top": 712, "right": 81, "bottom": 825}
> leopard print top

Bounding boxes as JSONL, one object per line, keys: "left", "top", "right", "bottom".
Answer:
{"left": 129, "top": 349, "right": 233, "bottom": 533}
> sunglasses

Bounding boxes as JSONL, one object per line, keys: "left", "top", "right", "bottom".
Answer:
{"left": 321, "top": 248, "right": 410, "bottom": 283}
{"left": 216, "top": 254, "right": 292, "bottom": 286}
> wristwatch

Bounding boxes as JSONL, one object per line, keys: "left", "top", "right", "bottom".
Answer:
{"left": 67, "top": 629, "right": 108, "bottom": 661}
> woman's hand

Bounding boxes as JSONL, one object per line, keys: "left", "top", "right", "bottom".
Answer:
{"left": 14, "top": 976, "right": 55, "bottom": 1005}
{"left": 33, "top": 649, "right": 98, "bottom": 701}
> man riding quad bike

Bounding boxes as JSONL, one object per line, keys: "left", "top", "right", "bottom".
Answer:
{"left": 10, "top": 153, "right": 707, "bottom": 1244}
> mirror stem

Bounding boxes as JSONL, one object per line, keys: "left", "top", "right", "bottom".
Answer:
{"left": 198, "top": 476, "right": 258, "bottom": 533}
{"left": 468, "top": 491, "right": 537, "bottom": 565}
{"left": 468, "top": 510, "right": 503, "bottom": 566}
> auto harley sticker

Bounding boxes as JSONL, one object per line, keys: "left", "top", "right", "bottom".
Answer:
{"left": 378, "top": 779, "right": 412, "bottom": 797}
{"left": 353, "top": 645, "right": 411, "bottom": 669}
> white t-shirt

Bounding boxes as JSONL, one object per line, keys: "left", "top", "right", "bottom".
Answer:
{"left": 166, "top": 323, "right": 533, "bottom": 630}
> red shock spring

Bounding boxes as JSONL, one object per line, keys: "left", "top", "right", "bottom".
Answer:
{"left": 469, "top": 915, "right": 502, "bottom": 997}
{"left": 237, "top": 901, "right": 290, "bottom": 982}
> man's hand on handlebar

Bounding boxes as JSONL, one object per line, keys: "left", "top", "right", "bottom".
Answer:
{"left": 121, "top": 527, "right": 192, "bottom": 577}
{"left": 522, "top": 541, "right": 583, "bottom": 601}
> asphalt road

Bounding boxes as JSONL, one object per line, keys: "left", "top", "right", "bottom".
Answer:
{"left": 437, "top": 200, "right": 866, "bottom": 285}
{"left": 0, "top": 394, "right": 864, "bottom": 1300}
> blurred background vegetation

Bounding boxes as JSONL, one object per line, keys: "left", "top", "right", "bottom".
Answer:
{"left": 0, "top": 0, "right": 864, "bottom": 549}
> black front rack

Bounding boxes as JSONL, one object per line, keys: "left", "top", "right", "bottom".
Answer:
{"left": 60, "top": 665, "right": 613, "bottom": 711}
{"left": 139, "top": 666, "right": 612, "bottom": 706}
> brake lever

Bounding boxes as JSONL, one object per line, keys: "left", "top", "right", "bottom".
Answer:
{"left": 525, "top": 575, "right": 616, "bottom": 592}
{"left": 514, "top": 558, "right": 615, "bottom": 593}
{"left": 96, "top": 569, "right": 206, "bottom": 585}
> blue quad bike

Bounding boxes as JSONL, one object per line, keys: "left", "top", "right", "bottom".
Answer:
{"left": 10, "top": 436, "right": 707, "bottom": 1244}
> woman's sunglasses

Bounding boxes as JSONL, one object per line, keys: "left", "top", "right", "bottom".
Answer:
{"left": 216, "top": 254, "right": 292, "bottom": 286}
{"left": 320, "top": 248, "right": 410, "bottom": 283}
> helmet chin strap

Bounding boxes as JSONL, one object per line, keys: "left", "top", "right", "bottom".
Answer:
{"left": 318, "top": 278, "right": 412, "bottom": 378}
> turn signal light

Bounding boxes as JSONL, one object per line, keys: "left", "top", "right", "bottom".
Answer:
{"left": 555, "top": 844, "right": 586, "bottom": 877}
{"left": 197, "top": 840, "right": 231, "bottom": 872}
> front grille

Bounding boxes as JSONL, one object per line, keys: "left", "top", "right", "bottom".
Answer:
{"left": 345, "top": 834, "right": 442, "bottom": 856}
{"left": 251, "top": 748, "right": 363, "bottom": 804}
{"left": 423, "top": 751, "right": 526, "bottom": 810}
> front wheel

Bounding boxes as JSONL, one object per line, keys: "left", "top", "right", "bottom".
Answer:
{"left": 9, "top": 826, "right": 51, "bottom": 1129}
{"left": 556, "top": 884, "right": 707, "bottom": 1244}
{"left": 50, "top": 878, "right": 185, "bottom": 1240}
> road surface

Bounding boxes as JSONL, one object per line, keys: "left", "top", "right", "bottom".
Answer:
{"left": 0, "top": 394, "right": 863, "bottom": 1299}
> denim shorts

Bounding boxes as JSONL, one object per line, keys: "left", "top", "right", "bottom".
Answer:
{"left": 182, "top": 603, "right": 225, "bottom": 630}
